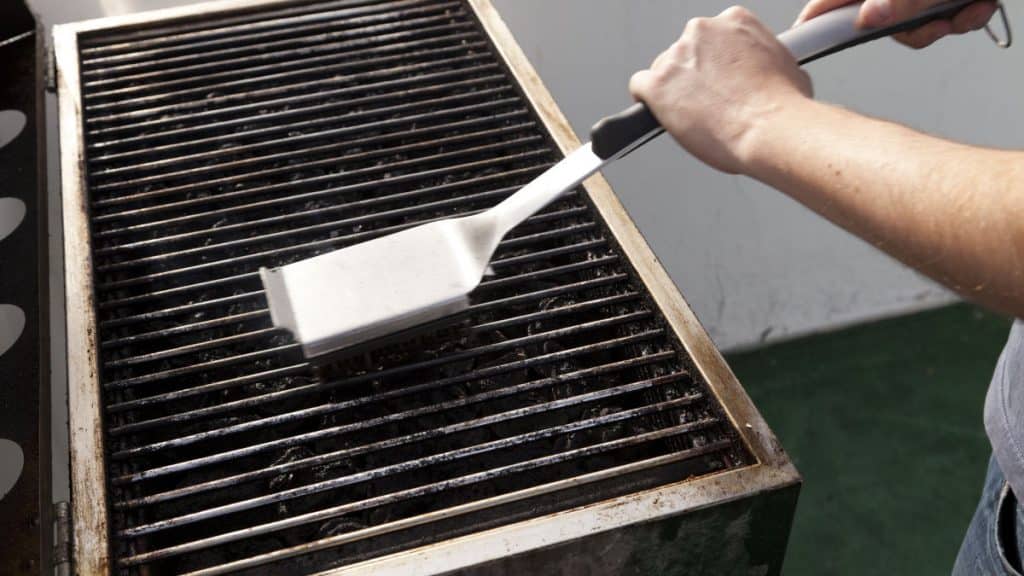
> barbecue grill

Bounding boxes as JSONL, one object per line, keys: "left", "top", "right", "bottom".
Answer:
{"left": 42, "top": 0, "right": 800, "bottom": 573}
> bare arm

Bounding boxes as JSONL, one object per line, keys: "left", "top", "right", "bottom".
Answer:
{"left": 746, "top": 98, "right": 1024, "bottom": 317}
{"left": 628, "top": 2, "right": 1024, "bottom": 316}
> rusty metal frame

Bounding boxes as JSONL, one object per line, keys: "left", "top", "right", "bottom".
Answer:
{"left": 54, "top": 1, "right": 799, "bottom": 573}
{"left": 54, "top": 23, "right": 109, "bottom": 576}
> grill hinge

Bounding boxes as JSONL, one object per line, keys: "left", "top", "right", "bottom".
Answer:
{"left": 52, "top": 501, "right": 72, "bottom": 576}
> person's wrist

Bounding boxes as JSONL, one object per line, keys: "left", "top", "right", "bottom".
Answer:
{"left": 735, "top": 92, "right": 818, "bottom": 180}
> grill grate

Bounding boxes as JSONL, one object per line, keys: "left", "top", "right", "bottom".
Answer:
{"left": 74, "top": 0, "right": 752, "bottom": 573}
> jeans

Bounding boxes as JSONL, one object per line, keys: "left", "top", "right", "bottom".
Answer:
{"left": 953, "top": 456, "right": 1024, "bottom": 575}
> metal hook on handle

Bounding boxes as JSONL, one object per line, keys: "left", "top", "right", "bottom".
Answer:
{"left": 985, "top": 2, "right": 1012, "bottom": 48}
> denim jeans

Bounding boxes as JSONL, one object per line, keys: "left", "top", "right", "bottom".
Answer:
{"left": 953, "top": 456, "right": 1024, "bottom": 575}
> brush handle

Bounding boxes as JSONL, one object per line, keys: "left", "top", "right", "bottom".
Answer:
{"left": 589, "top": 0, "right": 976, "bottom": 160}
{"left": 486, "top": 143, "right": 606, "bottom": 239}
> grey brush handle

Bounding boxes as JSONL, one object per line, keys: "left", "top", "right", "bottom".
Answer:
{"left": 589, "top": 0, "right": 976, "bottom": 160}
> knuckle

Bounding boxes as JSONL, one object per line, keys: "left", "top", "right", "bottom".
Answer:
{"left": 628, "top": 72, "right": 645, "bottom": 93}
{"left": 721, "top": 5, "right": 753, "bottom": 21}
{"left": 684, "top": 16, "right": 709, "bottom": 35}
{"left": 629, "top": 71, "right": 654, "bottom": 95}
{"left": 649, "top": 65, "right": 673, "bottom": 85}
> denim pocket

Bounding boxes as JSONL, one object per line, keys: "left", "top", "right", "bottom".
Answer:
{"left": 994, "top": 482, "right": 1024, "bottom": 576}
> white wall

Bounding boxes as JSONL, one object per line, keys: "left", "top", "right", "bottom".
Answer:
{"left": 491, "top": 0, "right": 1022, "bottom": 350}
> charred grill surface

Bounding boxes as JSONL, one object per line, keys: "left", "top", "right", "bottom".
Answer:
{"left": 76, "top": 0, "right": 751, "bottom": 573}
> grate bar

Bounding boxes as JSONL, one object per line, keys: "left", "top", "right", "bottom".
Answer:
{"left": 108, "top": 326, "right": 657, "bottom": 441}
{"left": 118, "top": 375, "right": 699, "bottom": 539}
{"left": 121, "top": 414, "right": 723, "bottom": 566}
{"left": 104, "top": 343, "right": 301, "bottom": 390}
{"left": 95, "top": 210, "right": 595, "bottom": 291}
{"left": 99, "top": 266, "right": 614, "bottom": 348}
{"left": 78, "top": 0, "right": 409, "bottom": 50}
{"left": 107, "top": 363, "right": 311, "bottom": 415}
{"left": 88, "top": 82, "right": 515, "bottom": 166}
{"left": 80, "top": 0, "right": 449, "bottom": 60}
{"left": 109, "top": 333, "right": 665, "bottom": 470}
{"left": 476, "top": 256, "right": 622, "bottom": 293}
{"left": 102, "top": 289, "right": 631, "bottom": 371}
{"left": 92, "top": 158, "right": 545, "bottom": 236}
{"left": 109, "top": 333, "right": 671, "bottom": 486}
{"left": 106, "top": 307, "right": 649, "bottom": 401}
{"left": 87, "top": 59, "right": 492, "bottom": 136}
{"left": 102, "top": 274, "right": 631, "bottom": 414}
{"left": 95, "top": 248, "right": 617, "bottom": 312}
{"left": 86, "top": 39, "right": 490, "bottom": 111}
{"left": 113, "top": 351, "right": 678, "bottom": 506}
{"left": 184, "top": 439, "right": 732, "bottom": 576}
{"left": 89, "top": 82, "right": 517, "bottom": 191}
{"left": 101, "top": 310, "right": 267, "bottom": 349}
{"left": 93, "top": 157, "right": 549, "bottom": 271}
{"left": 84, "top": 0, "right": 440, "bottom": 55}
{"left": 104, "top": 327, "right": 277, "bottom": 369}
{"left": 470, "top": 292, "right": 639, "bottom": 333}
{"left": 84, "top": 27, "right": 482, "bottom": 119}
{"left": 93, "top": 174, "right": 535, "bottom": 273}
{"left": 98, "top": 250, "right": 606, "bottom": 351}
{"left": 99, "top": 290, "right": 264, "bottom": 327}
{"left": 85, "top": 46, "right": 483, "bottom": 121}
{"left": 90, "top": 117, "right": 540, "bottom": 216}
{"left": 81, "top": 1, "right": 463, "bottom": 70}
{"left": 95, "top": 177, "right": 571, "bottom": 260}
{"left": 94, "top": 202, "right": 586, "bottom": 321}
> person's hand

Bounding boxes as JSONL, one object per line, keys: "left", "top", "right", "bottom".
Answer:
{"left": 629, "top": 7, "right": 812, "bottom": 175}
{"left": 795, "top": 0, "right": 998, "bottom": 48}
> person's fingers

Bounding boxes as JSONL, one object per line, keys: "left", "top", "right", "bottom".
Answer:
{"left": 650, "top": 44, "right": 675, "bottom": 71}
{"left": 858, "top": 0, "right": 989, "bottom": 28}
{"left": 950, "top": 1, "right": 997, "bottom": 34}
{"left": 892, "top": 18, "right": 953, "bottom": 48}
{"left": 628, "top": 69, "right": 656, "bottom": 101}
{"left": 794, "top": 0, "right": 857, "bottom": 26}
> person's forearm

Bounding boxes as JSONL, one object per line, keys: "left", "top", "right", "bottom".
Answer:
{"left": 743, "top": 98, "right": 1024, "bottom": 317}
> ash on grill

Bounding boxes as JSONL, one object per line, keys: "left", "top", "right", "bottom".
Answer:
{"left": 71, "top": 0, "right": 750, "bottom": 573}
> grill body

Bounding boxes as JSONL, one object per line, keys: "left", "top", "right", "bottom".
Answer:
{"left": 55, "top": 1, "right": 799, "bottom": 574}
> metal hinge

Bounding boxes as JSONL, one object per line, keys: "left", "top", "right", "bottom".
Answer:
{"left": 53, "top": 501, "right": 72, "bottom": 576}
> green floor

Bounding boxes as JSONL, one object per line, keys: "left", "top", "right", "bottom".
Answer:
{"left": 727, "top": 304, "right": 1013, "bottom": 575}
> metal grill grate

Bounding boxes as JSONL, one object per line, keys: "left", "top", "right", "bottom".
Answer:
{"left": 74, "top": 0, "right": 752, "bottom": 573}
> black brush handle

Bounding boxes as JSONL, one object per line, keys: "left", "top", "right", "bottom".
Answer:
{"left": 590, "top": 102, "right": 660, "bottom": 161}
{"left": 590, "top": 0, "right": 977, "bottom": 160}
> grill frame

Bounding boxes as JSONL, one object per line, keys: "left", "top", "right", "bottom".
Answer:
{"left": 54, "top": 1, "right": 799, "bottom": 573}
